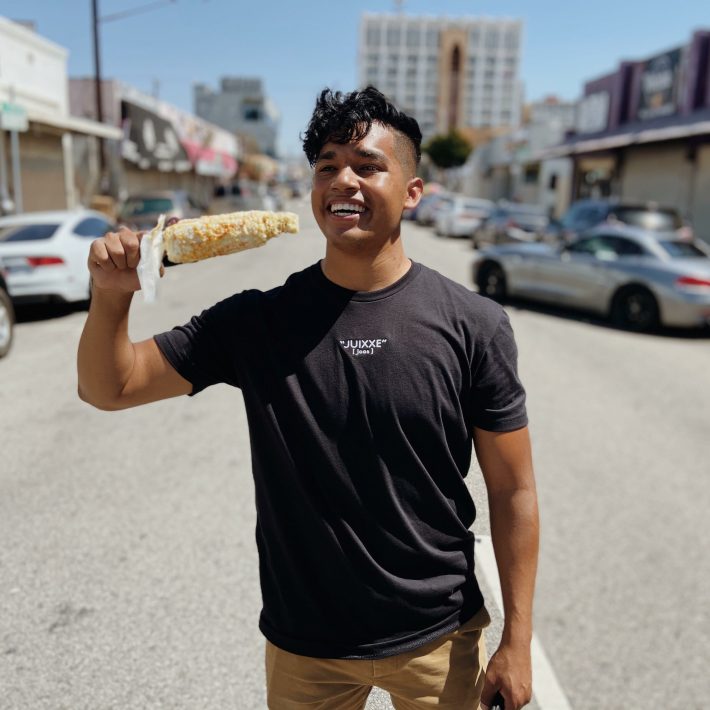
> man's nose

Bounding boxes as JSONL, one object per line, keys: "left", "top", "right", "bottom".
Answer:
{"left": 331, "top": 166, "right": 358, "bottom": 190}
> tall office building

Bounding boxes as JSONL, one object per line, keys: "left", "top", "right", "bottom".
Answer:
{"left": 194, "top": 77, "right": 279, "bottom": 157}
{"left": 359, "top": 14, "right": 523, "bottom": 140}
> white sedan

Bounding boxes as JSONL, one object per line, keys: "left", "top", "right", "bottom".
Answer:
{"left": 0, "top": 210, "right": 115, "bottom": 305}
{"left": 435, "top": 196, "right": 494, "bottom": 238}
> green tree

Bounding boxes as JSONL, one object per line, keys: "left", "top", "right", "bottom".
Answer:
{"left": 423, "top": 131, "right": 473, "bottom": 169}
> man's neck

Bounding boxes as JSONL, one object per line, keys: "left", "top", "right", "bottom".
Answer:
{"left": 321, "top": 241, "right": 411, "bottom": 292}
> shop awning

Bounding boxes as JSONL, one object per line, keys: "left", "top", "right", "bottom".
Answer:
{"left": 27, "top": 109, "right": 122, "bottom": 140}
{"left": 543, "top": 110, "right": 710, "bottom": 159}
{"left": 182, "top": 140, "right": 238, "bottom": 178}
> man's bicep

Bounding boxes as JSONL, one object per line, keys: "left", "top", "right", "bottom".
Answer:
{"left": 472, "top": 426, "right": 535, "bottom": 494}
{"left": 117, "top": 338, "right": 192, "bottom": 408}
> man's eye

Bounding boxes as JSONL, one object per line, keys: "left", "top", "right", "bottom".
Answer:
{"left": 318, "top": 165, "right": 335, "bottom": 173}
{"left": 360, "top": 165, "right": 379, "bottom": 172}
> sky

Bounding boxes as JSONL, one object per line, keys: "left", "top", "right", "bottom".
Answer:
{"left": 2, "top": 0, "right": 710, "bottom": 156}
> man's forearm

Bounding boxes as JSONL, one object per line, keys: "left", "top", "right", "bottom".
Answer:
{"left": 489, "top": 487, "right": 539, "bottom": 645}
{"left": 77, "top": 286, "right": 136, "bottom": 409}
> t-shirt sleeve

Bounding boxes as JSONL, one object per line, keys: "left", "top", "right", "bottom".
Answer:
{"left": 469, "top": 310, "right": 528, "bottom": 432}
{"left": 153, "top": 293, "right": 251, "bottom": 395}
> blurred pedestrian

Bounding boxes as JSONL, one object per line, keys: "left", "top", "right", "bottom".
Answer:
{"left": 77, "top": 86, "right": 539, "bottom": 710}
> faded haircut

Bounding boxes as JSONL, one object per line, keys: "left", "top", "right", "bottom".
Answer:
{"left": 301, "top": 86, "right": 422, "bottom": 176}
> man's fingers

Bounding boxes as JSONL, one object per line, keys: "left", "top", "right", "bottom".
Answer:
{"left": 89, "top": 239, "right": 115, "bottom": 272}
{"left": 118, "top": 227, "right": 142, "bottom": 269}
{"left": 104, "top": 231, "right": 128, "bottom": 270}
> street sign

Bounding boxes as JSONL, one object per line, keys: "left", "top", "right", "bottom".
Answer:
{"left": 0, "top": 102, "right": 28, "bottom": 132}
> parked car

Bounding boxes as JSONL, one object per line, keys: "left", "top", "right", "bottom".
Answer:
{"left": 472, "top": 224, "right": 710, "bottom": 331}
{"left": 118, "top": 190, "right": 203, "bottom": 231}
{"left": 0, "top": 210, "right": 115, "bottom": 305}
{"left": 435, "top": 197, "right": 494, "bottom": 238}
{"left": 0, "top": 258, "right": 14, "bottom": 358}
{"left": 547, "top": 199, "right": 692, "bottom": 244}
{"left": 472, "top": 202, "right": 549, "bottom": 248}
{"left": 415, "top": 193, "right": 453, "bottom": 226}
{"left": 209, "top": 180, "right": 281, "bottom": 214}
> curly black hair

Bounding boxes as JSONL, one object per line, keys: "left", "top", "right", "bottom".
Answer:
{"left": 301, "top": 86, "right": 422, "bottom": 175}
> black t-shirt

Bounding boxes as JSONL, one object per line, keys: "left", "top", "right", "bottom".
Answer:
{"left": 154, "top": 261, "right": 527, "bottom": 659}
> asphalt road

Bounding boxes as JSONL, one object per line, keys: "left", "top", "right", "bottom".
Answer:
{"left": 1, "top": 199, "right": 709, "bottom": 709}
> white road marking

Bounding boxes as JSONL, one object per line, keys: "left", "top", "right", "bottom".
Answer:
{"left": 475, "top": 535, "right": 573, "bottom": 710}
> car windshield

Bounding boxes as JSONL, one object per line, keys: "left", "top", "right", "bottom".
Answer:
{"left": 505, "top": 204, "right": 546, "bottom": 218}
{"left": 613, "top": 207, "right": 682, "bottom": 231}
{"left": 464, "top": 200, "right": 492, "bottom": 211}
{"left": 122, "top": 198, "right": 175, "bottom": 216}
{"left": 0, "top": 223, "right": 60, "bottom": 242}
{"left": 657, "top": 241, "right": 708, "bottom": 258}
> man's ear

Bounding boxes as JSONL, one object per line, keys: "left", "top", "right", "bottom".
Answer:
{"left": 404, "top": 177, "right": 424, "bottom": 209}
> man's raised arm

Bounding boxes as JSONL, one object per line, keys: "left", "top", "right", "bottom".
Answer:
{"left": 77, "top": 227, "right": 191, "bottom": 411}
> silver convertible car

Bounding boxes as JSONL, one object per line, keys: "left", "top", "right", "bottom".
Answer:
{"left": 472, "top": 225, "right": 710, "bottom": 331}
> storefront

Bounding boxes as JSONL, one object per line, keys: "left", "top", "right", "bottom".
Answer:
{"left": 70, "top": 79, "right": 240, "bottom": 208}
{"left": 0, "top": 17, "right": 121, "bottom": 214}
{"left": 547, "top": 29, "right": 710, "bottom": 241}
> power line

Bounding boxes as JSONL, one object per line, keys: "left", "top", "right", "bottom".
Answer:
{"left": 100, "top": 0, "right": 176, "bottom": 24}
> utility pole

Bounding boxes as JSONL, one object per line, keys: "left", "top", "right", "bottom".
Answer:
{"left": 90, "top": 0, "right": 175, "bottom": 194}
{"left": 91, "top": 0, "right": 106, "bottom": 186}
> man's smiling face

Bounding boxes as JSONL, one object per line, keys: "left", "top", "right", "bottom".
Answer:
{"left": 311, "top": 122, "right": 422, "bottom": 251}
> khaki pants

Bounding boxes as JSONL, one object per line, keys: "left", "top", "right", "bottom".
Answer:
{"left": 265, "top": 605, "right": 491, "bottom": 709}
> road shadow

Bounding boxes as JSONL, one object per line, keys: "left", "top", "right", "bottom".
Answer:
{"left": 15, "top": 301, "right": 89, "bottom": 324}
{"left": 499, "top": 296, "right": 710, "bottom": 341}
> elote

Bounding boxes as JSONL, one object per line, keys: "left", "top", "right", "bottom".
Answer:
{"left": 164, "top": 210, "right": 299, "bottom": 264}
{"left": 137, "top": 210, "right": 299, "bottom": 302}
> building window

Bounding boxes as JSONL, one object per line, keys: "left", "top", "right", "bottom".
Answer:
{"left": 366, "top": 26, "right": 381, "bottom": 46}
{"left": 524, "top": 165, "right": 540, "bottom": 184}
{"left": 504, "top": 30, "right": 519, "bottom": 50}
{"left": 244, "top": 106, "right": 261, "bottom": 121}
{"left": 426, "top": 29, "right": 439, "bottom": 47}
{"left": 469, "top": 28, "right": 480, "bottom": 46}
{"left": 406, "top": 28, "right": 419, "bottom": 48}
{"left": 387, "top": 27, "right": 401, "bottom": 46}
{"left": 484, "top": 31, "right": 499, "bottom": 50}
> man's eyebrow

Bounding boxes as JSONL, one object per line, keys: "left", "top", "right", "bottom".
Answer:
{"left": 355, "top": 148, "right": 388, "bottom": 162}
{"left": 315, "top": 150, "right": 336, "bottom": 162}
{"left": 315, "top": 147, "right": 389, "bottom": 163}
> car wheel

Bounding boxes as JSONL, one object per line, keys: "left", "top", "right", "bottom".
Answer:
{"left": 476, "top": 262, "right": 507, "bottom": 302}
{"left": 0, "top": 287, "right": 15, "bottom": 358}
{"left": 610, "top": 286, "right": 660, "bottom": 332}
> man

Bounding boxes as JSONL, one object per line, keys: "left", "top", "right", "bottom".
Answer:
{"left": 77, "top": 87, "right": 538, "bottom": 710}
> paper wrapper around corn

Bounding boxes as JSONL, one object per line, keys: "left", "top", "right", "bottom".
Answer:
{"left": 137, "top": 210, "right": 299, "bottom": 302}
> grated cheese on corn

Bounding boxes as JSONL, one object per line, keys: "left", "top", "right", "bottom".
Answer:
{"left": 163, "top": 210, "right": 299, "bottom": 264}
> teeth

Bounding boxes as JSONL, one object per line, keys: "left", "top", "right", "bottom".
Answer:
{"left": 330, "top": 202, "right": 365, "bottom": 213}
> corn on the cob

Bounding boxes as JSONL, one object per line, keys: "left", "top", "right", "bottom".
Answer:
{"left": 164, "top": 210, "right": 299, "bottom": 264}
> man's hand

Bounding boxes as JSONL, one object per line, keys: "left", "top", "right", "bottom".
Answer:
{"left": 88, "top": 226, "right": 144, "bottom": 293}
{"left": 88, "top": 218, "right": 177, "bottom": 294}
{"left": 480, "top": 642, "right": 533, "bottom": 709}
